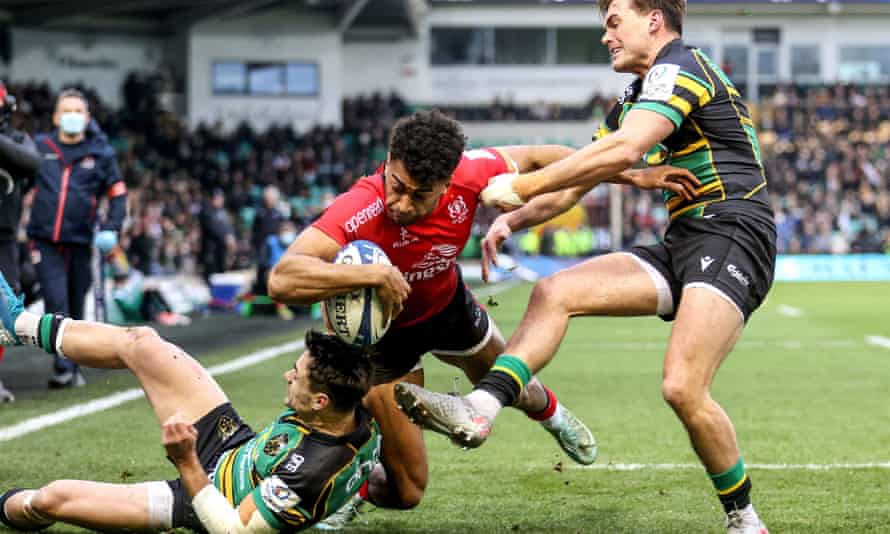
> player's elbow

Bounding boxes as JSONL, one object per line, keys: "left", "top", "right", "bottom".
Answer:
{"left": 267, "top": 266, "right": 311, "bottom": 304}
{"left": 612, "top": 137, "right": 646, "bottom": 170}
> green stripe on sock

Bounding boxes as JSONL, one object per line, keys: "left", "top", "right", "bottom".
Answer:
{"left": 710, "top": 458, "right": 746, "bottom": 493}
{"left": 490, "top": 355, "right": 532, "bottom": 390}
{"left": 39, "top": 314, "right": 54, "bottom": 353}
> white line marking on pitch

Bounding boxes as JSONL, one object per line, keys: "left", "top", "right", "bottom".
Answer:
{"left": 0, "top": 281, "right": 519, "bottom": 443}
{"left": 865, "top": 335, "right": 890, "bottom": 349}
{"left": 579, "top": 462, "right": 890, "bottom": 471}
{"left": 777, "top": 305, "right": 803, "bottom": 317}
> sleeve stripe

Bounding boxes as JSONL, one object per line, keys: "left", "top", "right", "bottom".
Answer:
{"left": 667, "top": 95, "right": 693, "bottom": 117}
{"left": 632, "top": 102, "right": 684, "bottom": 130}
{"left": 678, "top": 70, "right": 714, "bottom": 96}
{"left": 675, "top": 75, "right": 712, "bottom": 107}
{"left": 594, "top": 125, "right": 611, "bottom": 141}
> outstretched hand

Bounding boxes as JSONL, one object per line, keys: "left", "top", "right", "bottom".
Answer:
{"left": 162, "top": 412, "right": 199, "bottom": 467}
{"left": 631, "top": 166, "right": 701, "bottom": 201}
{"left": 481, "top": 216, "right": 512, "bottom": 283}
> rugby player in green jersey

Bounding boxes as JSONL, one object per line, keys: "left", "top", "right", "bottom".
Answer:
{"left": 0, "top": 271, "right": 381, "bottom": 533}
{"left": 396, "top": 1, "right": 775, "bottom": 532}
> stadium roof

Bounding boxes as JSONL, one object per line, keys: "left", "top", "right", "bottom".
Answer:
{"left": 0, "top": 0, "right": 424, "bottom": 37}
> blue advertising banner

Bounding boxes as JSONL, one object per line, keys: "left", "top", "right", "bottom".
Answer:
{"left": 774, "top": 254, "right": 890, "bottom": 282}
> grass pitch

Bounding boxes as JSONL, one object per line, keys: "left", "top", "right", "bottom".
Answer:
{"left": 1, "top": 282, "right": 889, "bottom": 533}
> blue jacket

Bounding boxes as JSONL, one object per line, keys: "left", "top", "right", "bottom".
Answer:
{"left": 27, "top": 125, "right": 127, "bottom": 245}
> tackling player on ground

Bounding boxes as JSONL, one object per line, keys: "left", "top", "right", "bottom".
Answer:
{"left": 0, "top": 272, "right": 380, "bottom": 533}
{"left": 268, "top": 110, "right": 698, "bottom": 527}
{"left": 395, "top": 2, "right": 775, "bottom": 533}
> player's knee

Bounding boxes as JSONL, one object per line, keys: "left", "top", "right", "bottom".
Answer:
{"left": 661, "top": 377, "right": 704, "bottom": 417}
{"left": 31, "top": 480, "right": 76, "bottom": 519}
{"left": 529, "top": 275, "right": 565, "bottom": 309}
{"left": 394, "top": 479, "right": 425, "bottom": 509}
{"left": 372, "top": 463, "right": 426, "bottom": 509}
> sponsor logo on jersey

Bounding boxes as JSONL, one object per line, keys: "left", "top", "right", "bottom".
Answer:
{"left": 264, "top": 433, "right": 290, "bottom": 456}
{"left": 80, "top": 157, "right": 95, "bottom": 170}
{"left": 216, "top": 415, "right": 239, "bottom": 441}
{"left": 448, "top": 195, "right": 469, "bottom": 224}
{"left": 700, "top": 256, "right": 715, "bottom": 272}
{"left": 344, "top": 198, "right": 384, "bottom": 233}
{"left": 727, "top": 264, "right": 750, "bottom": 287}
{"left": 640, "top": 63, "right": 680, "bottom": 102}
{"left": 405, "top": 244, "right": 460, "bottom": 283}
{"left": 260, "top": 476, "right": 301, "bottom": 512}
{"left": 282, "top": 454, "right": 305, "bottom": 473}
{"left": 393, "top": 227, "right": 420, "bottom": 248}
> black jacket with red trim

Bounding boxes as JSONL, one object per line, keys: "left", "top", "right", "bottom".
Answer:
{"left": 26, "top": 124, "right": 127, "bottom": 245}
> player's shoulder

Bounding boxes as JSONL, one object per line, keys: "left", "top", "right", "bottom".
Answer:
{"left": 451, "top": 148, "right": 512, "bottom": 185}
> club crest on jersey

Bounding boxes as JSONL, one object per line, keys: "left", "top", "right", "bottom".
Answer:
{"left": 264, "top": 433, "right": 290, "bottom": 456}
{"left": 448, "top": 195, "right": 468, "bottom": 224}
{"left": 216, "top": 415, "right": 238, "bottom": 441}
{"left": 80, "top": 157, "right": 96, "bottom": 170}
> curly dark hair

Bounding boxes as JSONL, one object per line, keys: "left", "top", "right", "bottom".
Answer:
{"left": 305, "top": 330, "right": 373, "bottom": 412}
{"left": 388, "top": 110, "right": 466, "bottom": 187}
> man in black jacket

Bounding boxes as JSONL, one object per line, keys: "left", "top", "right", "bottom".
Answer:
{"left": 0, "top": 82, "right": 41, "bottom": 402}
{"left": 26, "top": 88, "right": 127, "bottom": 389}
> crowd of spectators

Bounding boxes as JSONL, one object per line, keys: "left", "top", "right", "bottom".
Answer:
{"left": 5, "top": 78, "right": 887, "bottom": 285}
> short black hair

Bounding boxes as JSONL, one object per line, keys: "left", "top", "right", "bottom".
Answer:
{"left": 388, "top": 110, "right": 466, "bottom": 187}
{"left": 56, "top": 88, "right": 90, "bottom": 112}
{"left": 304, "top": 330, "right": 373, "bottom": 412}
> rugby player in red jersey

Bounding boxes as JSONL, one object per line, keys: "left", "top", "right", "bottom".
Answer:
{"left": 268, "top": 110, "right": 698, "bottom": 527}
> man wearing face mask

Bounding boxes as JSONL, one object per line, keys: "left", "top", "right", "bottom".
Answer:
{"left": 250, "top": 219, "right": 298, "bottom": 319}
{"left": 26, "top": 88, "right": 127, "bottom": 389}
{"left": 0, "top": 81, "right": 42, "bottom": 402}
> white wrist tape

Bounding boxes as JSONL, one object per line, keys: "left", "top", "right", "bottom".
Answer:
{"left": 191, "top": 485, "right": 275, "bottom": 534}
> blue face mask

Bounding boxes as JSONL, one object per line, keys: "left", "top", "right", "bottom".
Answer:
{"left": 59, "top": 112, "right": 87, "bottom": 135}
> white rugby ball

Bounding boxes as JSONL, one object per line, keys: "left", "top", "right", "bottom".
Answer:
{"left": 323, "top": 240, "right": 392, "bottom": 346}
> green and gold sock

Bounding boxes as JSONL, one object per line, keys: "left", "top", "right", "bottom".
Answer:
{"left": 710, "top": 458, "right": 752, "bottom": 513}
{"left": 474, "top": 354, "right": 532, "bottom": 407}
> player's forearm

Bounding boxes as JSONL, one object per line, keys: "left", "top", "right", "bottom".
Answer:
{"left": 268, "top": 254, "right": 383, "bottom": 305}
{"left": 603, "top": 169, "right": 642, "bottom": 186}
{"left": 176, "top": 455, "right": 212, "bottom": 498}
{"left": 503, "top": 187, "right": 588, "bottom": 231}
{"left": 513, "top": 134, "right": 640, "bottom": 200}
{"left": 522, "top": 145, "right": 577, "bottom": 172}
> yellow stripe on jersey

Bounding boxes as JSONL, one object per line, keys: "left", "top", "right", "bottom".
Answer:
{"left": 220, "top": 448, "right": 239, "bottom": 505}
{"left": 595, "top": 125, "right": 611, "bottom": 141}
{"left": 666, "top": 180, "right": 724, "bottom": 210}
{"left": 743, "top": 181, "right": 767, "bottom": 199}
{"left": 672, "top": 137, "right": 709, "bottom": 157}
{"left": 675, "top": 75, "right": 712, "bottom": 108}
{"left": 667, "top": 95, "right": 693, "bottom": 117}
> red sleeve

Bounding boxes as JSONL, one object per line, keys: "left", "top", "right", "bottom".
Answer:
{"left": 311, "top": 180, "right": 382, "bottom": 246}
{"left": 455, "top": 148, "right": 516, "bottom": 195}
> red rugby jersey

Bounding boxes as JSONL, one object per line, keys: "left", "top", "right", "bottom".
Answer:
{"left": 313, "top": 148, "right": 516, "bottom": 327}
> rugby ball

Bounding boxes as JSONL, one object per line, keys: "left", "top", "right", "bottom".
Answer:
{"left": 323, "top": 240, "right": 392, "bottom": 346}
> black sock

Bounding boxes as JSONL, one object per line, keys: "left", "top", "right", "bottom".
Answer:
{"left": 719, "top": 476, "right": 752, "bottom": 514}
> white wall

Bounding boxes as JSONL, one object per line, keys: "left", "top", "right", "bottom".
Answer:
{"left": 10, "top": 29, "right": 163, "bottom": 108}
{"left": 188, "top": 9, "right": 341, "bottom": 131}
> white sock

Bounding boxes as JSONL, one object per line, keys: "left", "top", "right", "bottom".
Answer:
{"left": 539, "top": 402, "right": 565, "bottom": 431}
{"left": 467, "top": 389, "right": 503, "bottom": 421}
{"left": 14, "top": 311, "right": 41, "bottom": 347}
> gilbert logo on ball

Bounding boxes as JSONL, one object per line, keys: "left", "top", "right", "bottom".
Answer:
{"left": 324, "top": 240, "right": 392, "bottom": 346}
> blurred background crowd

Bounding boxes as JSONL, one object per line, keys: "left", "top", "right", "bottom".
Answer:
{"left": 6, "top": 76, "right": 889, "bottom": 285}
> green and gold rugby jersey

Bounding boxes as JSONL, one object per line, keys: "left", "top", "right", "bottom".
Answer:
{"left": 597, "top": 38, "right": 771, "bottom": 221}
{"left": 211, "top": 407, "right": 380, "bottom": 532}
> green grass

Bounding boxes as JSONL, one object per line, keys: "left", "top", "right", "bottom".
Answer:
{"left": 2, "top": 282, "right": 890, "bottom": 533}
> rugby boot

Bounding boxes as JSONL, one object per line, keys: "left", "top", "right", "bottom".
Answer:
{"left": 394, "top": 383, "right": 492, "bottom": 448}
{"left": 0, "top": 271, "right": 23, "bottom": 347}
{"left": 543, "top": 403, "right": 598, "bottom": 465}
{"left": 726, "top": 505, "right": 769, "bottom": 534}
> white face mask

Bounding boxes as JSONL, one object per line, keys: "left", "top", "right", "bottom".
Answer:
{"left": 59, "top": 112, "right": 87, "bottom": 135}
